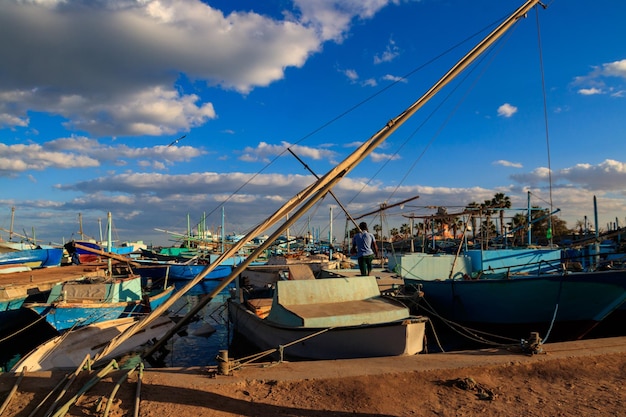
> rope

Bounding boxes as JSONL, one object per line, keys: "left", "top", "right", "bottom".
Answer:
{"left": 413, "top": 291, "right": 519, "bottom": 347}
{"left": 0, "top": 313, "right": 48, "bottom": 343}
{"left": 534, "top": 4, "right": 555, "bottom": 247}
{"left": 541, "top": 276, "right": 564, "bottom": 344}
{"left": 228, "top": 327, "right": 335, "bottom": 372}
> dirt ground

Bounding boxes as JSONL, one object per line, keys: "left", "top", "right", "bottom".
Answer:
{"left": 2, "top": 337, "right": 626, "bottom": 417}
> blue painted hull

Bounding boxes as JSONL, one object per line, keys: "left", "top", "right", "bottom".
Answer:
{"left": 0, "top": 248, "right": 63, "bottom": 268}
{"left": 29, "top": 286, "right": 175, "bottom": 331}
{"left": 168, "top": 264, "right": 232, "bottom": 280}
{"left": 137, "top": 263, "right": 233, "bottom": 281}
{"left": 30, "top": 303, "right": 130, "bottom": 331}
{"left": 407, "top": 269, "right": 626, "bottom": 341}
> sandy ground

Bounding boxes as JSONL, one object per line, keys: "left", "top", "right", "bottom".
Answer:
{"left": 1, "top": 336, "right": 626, "bottom": 417}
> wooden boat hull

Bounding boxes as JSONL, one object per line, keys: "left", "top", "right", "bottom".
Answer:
{"left": 0, "top": 287, "right": 30, "bottom": 311}
{"left": 26, "top": 280, "right": 175, "bottom": 331}
{"left": 228, "top": 300, "right": 426, "bottom": 360}
{"left": 228, "top": 276, "right": 427, "bottom": 360}
{"left": 11, "top": 315, "right": 175, "bottom": 372}
{"left": 137, "top": 263, "right": 233, "bottom": 281}
{"left": 407, "top": 269, "right": 626, "bottom": 341}
{"left": 0, "top": 247, "right": 63, "bottom": 268}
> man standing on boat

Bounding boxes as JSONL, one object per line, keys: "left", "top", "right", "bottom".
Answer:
{"left": 352, "top": 222, "right": 379, "bottom": 276}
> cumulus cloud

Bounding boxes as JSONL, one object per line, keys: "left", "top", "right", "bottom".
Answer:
{"left": 0, "top": 0, "right": 399, "bottom": 136}
{"left": 0, "top": 137, "right": 206, "bottom": 176}
{"left": 293, "top": 0, "right": 393, "bottom": 42}
{"left": 510, "top": 159, "right": 626, "bottom": 192}
{"left": 573, "top": 59, "right": 626, "bottom": 97}
{"left": 497, "top": 103, "right": 518, "bottom": 118}
{"left": 238, "top": 141, "right": 338, "bottom": 163}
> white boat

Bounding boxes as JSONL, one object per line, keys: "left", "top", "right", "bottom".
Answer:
{"left": 228, "top": 275, "right": 427, "bottom": 360}
{"left": 11, "top": 315, "right": 175, "bottom": 372}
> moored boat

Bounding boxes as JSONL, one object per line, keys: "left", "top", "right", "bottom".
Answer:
{"left": 0, "top": 247, "right": 64, "bottom": 268}
{"left": 135, "top": 260, "right": 233, "bottom": 281}
{"left": 11, "top": 315, "right": 176, "bottom": 372}
{"left": 395, "top": 250, "right": 626, "bottom": 342}
{"left": 23, "top": 275, "right": 174, "bottom": 331}
{"left": 228, "top": 274, "right": 427, "bottom": 360}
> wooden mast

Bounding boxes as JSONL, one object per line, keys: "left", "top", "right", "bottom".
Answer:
{"left": 94, "top": 0, "right": 545, "bottom": 363}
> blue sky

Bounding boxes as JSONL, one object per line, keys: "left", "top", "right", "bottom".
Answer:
{"left": 1, "top": 0, "right": 625, "bottom": 247}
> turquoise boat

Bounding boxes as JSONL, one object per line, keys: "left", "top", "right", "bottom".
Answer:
{"left": 393, "top": 250, "right": 626, "bottom": 342}
{"left": 0, "top": 287, "right": 28, "bottom": 312}
{"left": 24, "top": 275, "right": 174, "bottom": 332}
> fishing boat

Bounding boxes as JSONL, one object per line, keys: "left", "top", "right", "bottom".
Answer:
{"left": 135, "top": 260, "right": 233, "bottom": 281}
{"left": 23, "top": 275, "right": 174, "bottom": 332}
{"left": 0, "top": 247, "right": 64, "bottom": 268}
{"left": 228, "top": 273, "right": 427, "bottom": 360}
{"left": 11, "top": 315, "right": 176, "bottom": 372}
{"left": 393, "top": 249, "right": 626, "bottom": 342}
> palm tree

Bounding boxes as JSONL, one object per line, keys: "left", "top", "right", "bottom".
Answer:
{"left": 465, "top": 201, "right": 481, "bottom": 241}
{"left": 399, "top": 223, "right": 411, "bottom": 239}
{"left": 511, "top": 213, "right": 527, "bottom": 246}
{"left": 373, "top": 224, "right": 382, "bottom": 241}
{"left": 490, "top": 193, "right": 512, "bottom": 238}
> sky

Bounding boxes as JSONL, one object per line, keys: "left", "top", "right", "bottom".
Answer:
{"left": 1, "top": 0, "right": 625, "bottom": 248}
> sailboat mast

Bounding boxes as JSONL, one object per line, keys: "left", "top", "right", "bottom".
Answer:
{"left": 99, "top": 0, "right": 546, "bottom": 362}
{"left": 78, "top": 213, "right": 84, "bottom": 240}
{"left": 9, "top": 206, "right": 15, "bottom": 240}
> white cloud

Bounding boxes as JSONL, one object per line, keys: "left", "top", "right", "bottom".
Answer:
{"left": 578, "top": 87, "right": 603, "bottom": 96}
{"left": 497, "top": 103, "right": 518, "bottom": 118}
{"left": 293, "top": 0, "right": 393, "bottom": 42}
{"left": 493, "top": 160, "right": 523, "bottom": 168}
{"left": 343, "top": 69, "right": 359, "bottom": 82}
{"left": 601, "top": 59, "right": 626, "bottom": 78}
{"left": 572, "top": 59, "right": 626, "bottom": 98}
{"left": 238, "top": 141, "right": 338, "bottom": 163}
{"left": 510, "top": 159, "right": 626, "bottom": 192}
{"left": 370, "top": 152, "right": 400, "bottom": 162}
{"left": 0, "top": 0, "right": 328, "bottom": 135}
{"left": 0, "top": 137, "right": 207, "bottom": 176}
{"left": 362, "top": 78, "right": 378, "bottom": 87}
{"left": 382, "top": 74, "right": 407, "bottom": 83}
{"left": 374, "top": 37, "right": 400, "bottom": 64}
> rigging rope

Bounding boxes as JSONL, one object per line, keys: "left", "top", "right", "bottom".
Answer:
{"left": 534, "top": 5, "right": 555, "bottom": 246}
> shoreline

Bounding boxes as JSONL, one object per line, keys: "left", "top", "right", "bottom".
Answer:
{"left": 2, "top": 335, "right": 626, "bottom": 416}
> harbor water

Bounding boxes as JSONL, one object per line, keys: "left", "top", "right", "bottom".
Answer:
{"left": 163, "top": 280, "right": 235, "bottom": 367}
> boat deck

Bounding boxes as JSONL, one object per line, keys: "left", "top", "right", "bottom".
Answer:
{"left": 0, "top": 264, "right": 107, "bottom": 296}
